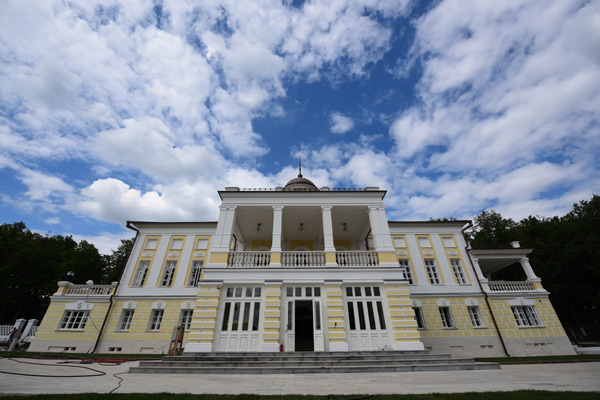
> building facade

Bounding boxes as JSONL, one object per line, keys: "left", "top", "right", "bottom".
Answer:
{"left": 29, "top": 175, "right": 575, "bottom": 357}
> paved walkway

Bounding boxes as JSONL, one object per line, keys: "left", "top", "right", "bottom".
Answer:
{"left": 0, "top": 358, "right": 599, "bottom": 395}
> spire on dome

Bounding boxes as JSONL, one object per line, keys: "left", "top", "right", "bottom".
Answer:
{"left": 284, "top": 155, "right": 318, "bottom": 191}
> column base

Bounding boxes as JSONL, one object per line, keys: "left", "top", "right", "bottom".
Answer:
{"left": 329, "top": 341, "right": 349, "bottom": 352}
{"left": 391, "top": 341, "right": 425, "bottom": 351}
{"left": 184, "top": 342, "right": 213, "bottom": 353}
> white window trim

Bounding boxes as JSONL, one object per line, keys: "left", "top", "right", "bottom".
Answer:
{"left": 160, "top": 260, "right": 177, "bottom": 287}
{"left": 148, "top": 309, "right": 164, "bottom": 331}
{"left": 451, "top": 259, "right": 468, "bottom": 285}
{"left": 438, "top": 306, "right": 455, "bottom": 329}
{"left": 398, "top": 259, "right": 414, "bottom": 284}
{"left": 59, "top": 310, "right": 90, "bottom": 330}
{"left": 467, "top": 306, "right": 484, "bottom": 328}
{"left": 133, "top": 261, "right": 150, "bottom": 287}
{"left": 188, "top": 260, "right": 204, "bottom": 287}
{"left": 118, "top": 309, "right": 134, "bottom": 331}
{"left": 425, "top": 259, "right": 441, "bottom": 285}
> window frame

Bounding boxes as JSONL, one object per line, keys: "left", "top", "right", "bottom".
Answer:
{"left": 413, "top": 306, "right": 426, "bottom": 329}
{"left": 425, "top": 258, "right": 441, "bottom": 285}
{"left": 118, "top": 309, "right": 135, "bottom": 331}
{"left": 451, "top": 258, "right": 468, "bottom": 285}
{"left": 398, "top": 259, "right": 414, "bottom": 284}
{"left": 438, "top": 306, "right": 455, "bottom": 328}
{"left": 467, "top": 306, "right": 483, "bottom": 327}
{"left": 188, "top": 260, "right": 204, "bottom": 287}
{"left": 511, "top": 305, "right": 542, "bottom": 327}
{"left": 133, "top": 260, "right": 150, "bottom": 287}
{"left": 160, "top": 260, "right": 177, "bottom": 287}
{"left": 179, "top": 309, "right": 194, "bottom": 330}
{"left": 148, "top": 309, "right": 164, "bottom": 331}
{"left": 59, "top": 310, "right": 90, "bottom": 330}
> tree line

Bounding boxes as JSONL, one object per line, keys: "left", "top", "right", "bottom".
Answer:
{"left": 0, "top": 222, "right": 132, "bottom": 323}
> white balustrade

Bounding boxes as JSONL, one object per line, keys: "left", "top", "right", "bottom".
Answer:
{"left": 228, "top": 251, "right": 271, "bottom": 267}
{"left": 488, "top": 281, "right": 535, "bottom": 292}
{"left": 336, "top": 251, "right": 379, "bottom": 266}
{"left": 281, "top": 251, "right": 326, "bottom": 267}
{"left": 64, "top": 284, "right": 114, "bottom": 296}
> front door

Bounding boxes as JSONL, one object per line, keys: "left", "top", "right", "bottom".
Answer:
{"left": 294, "top": 300, "right": 314, "bottom": 351}
{"left": 284, "top": 286, "right": 324, "bottom": 352}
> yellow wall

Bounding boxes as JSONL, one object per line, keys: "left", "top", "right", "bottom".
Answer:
{"left": 488, "top": 298, "right": 567, "bottom": 339}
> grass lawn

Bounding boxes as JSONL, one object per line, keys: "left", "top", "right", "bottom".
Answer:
{"left": 0, "top": 392, "right": 599, "bottom": 400}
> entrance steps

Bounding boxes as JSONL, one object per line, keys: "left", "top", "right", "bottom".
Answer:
{"left": 129, "top": 350, "right": 500, "bottom": 374}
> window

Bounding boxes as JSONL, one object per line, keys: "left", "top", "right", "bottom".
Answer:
{"left": 118, "top": 309, "right": 134, "bottom": 330}
{"left": 160, "top": 261, "right": 177, "bottom": 287}
{"left": 468, "top": 306, "right": 483, "bottom": 327}
{"left": 133, "top": 261, "right": 150, "bottom": 287}
{"left": 144, "top": 239, "right": 158, "bottom": 250}
{"left": 221, "top": 287, "right": 261, "bottom": 332}
{"left": 149, "top": 309, "right": 164, "bottom": 331}
{"left": 413, "top": 307, "right": 426, "bottom": 329}
{"left": 59, "top": 311, "right": 89, "bottom": 330}
{"left": 286, "top": 287, "right": 320, "bottom": 297}
{"left": 196, "top": 239, "right": 208, "bottom": 249}
{"left": 425, "top": 259, "right": 441, "bottom": 284}
{"left": 438, "top": 306, "right": 455, "bottom": 328}
{"left": 512, "top": 305, "right": 542, "bottom": 327}
{"left": 179, "top": 309, "right": 193, "bottom": 330}
{"left": 345, "top": 286, "right": 387, "bottom": 331}
{"left": 451, "top": 259, "right": 467, "bottom": 284}
{"left": 398, "top": 259, "right": 413, "bottom": 284}
{"left": 171, "top": 239, "right": 183, "bottom": 250}
{"left": 188, "top": 260, "right": 203, "bottom": 286}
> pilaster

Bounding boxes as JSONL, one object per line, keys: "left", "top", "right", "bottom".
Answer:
{"left": 261, "top": 281, "right": 282, "bottom": 351}
{"left": 325, "top": 281, "right": 348, "bottom": 351}
{"left": 383, "top": 281, "right": 425, "bottom": 351}
{"left": 184, "top": 282, "right": 223, "bottom": 353}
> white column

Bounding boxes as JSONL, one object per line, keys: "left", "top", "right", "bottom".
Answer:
{"left": 367, "top": 206, "right": 395, "bottom": 252}
{"left": 208, "top": 205, "right": 237, "bottom": 267}
{"left": 271, "top": 205, "right": 283, "bottom": 267}
{"left": 470, "top": 256, "right": 490, "bottom": 291}
{"left": 322, "top": 206, "right": 336, "bottom": 267}
{"left": 520, "top": 257, "right": 540, "bottom": 280}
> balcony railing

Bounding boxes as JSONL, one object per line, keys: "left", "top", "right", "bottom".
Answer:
{"left": 488, "top": 281, "right": 535, "bottom": 292}
{"left": 281, "top": 251, "right": 326, "bottom": 267}
{"left": 63, "top": 284, "right": 115, "bottom": 296}
{"left": 336, "top": 251, "right": 379, "bottom": 266}
{"left": 228, "top": 251, "right": 271, "bottom": 267}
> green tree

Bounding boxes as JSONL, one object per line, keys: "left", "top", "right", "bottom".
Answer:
{"left": 103, "top": 238, "right": 134, "bottom": 283}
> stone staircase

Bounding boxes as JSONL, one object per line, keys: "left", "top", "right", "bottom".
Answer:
{"left": 129, "top": 350, "right": 500, "bottom": 374}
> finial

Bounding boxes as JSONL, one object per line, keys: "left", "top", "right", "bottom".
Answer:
{"left": 298, "top": 155, "right": 303, "bottom": 178}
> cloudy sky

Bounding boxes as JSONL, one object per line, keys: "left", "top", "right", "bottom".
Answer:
{"left": 1, "top": 0, "right": 599, "bottom": 254}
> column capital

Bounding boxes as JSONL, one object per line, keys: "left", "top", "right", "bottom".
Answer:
{"left": 219, "top": 205, "right": 237, "bottom": 211}
{"left": 272, "top": 205, "right": 284, "bottom": 211}
{"left": 321, "top": 205, "right": 333, "bottom": 211}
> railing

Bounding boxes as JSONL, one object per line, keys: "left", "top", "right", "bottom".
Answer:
{"left": 64, "top": 284, "right": 114, "bottom": 295}
{"left": 488, "top": 281, "right": 535, "bottom": 292}
{"left": 281, "top": 251, "right": 326, "bottom": 267}
{"left": 228, "top": 251, "right": 271, "bottom": 267}
{"left": 21, "top": 326, "right": 38, "bottom": 343}
{"left": 336, "top": 251, "right": 379, "bottom": 266}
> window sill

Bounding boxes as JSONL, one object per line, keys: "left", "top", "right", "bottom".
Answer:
{"left": 517, "top": 325, "right": 545, "bottom": 329}
{"left": 473, "top": 326, "right": 488, "bottom": 329}
{"left": 56, "top": 329, "right": 85, "bottom": 332}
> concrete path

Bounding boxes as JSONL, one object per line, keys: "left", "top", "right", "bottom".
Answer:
{"left": 0, "top": 357, "right": 599, "bottom": 395}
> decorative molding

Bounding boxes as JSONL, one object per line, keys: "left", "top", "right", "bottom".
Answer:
{"left": 181, "top": 301, "right": 195, "bottom": 309}
{"left": 142, "top": 252, "right": 153, "bottom": 257}
{"left": 464, "top": 298, "right": 479, "bottom": 306}
{"left": 123, "top": 301, "right": 138, "bottom": 310}
{"left": 436, "top": 298, "right": 450, "bottom": 307}
{"left": 65, "top": 301, "right": 94, "bottom": 311}
{"left": 194, "top": 252, "right": 206, "bottom": 257}
{"left": 396, "top": 251, "right": 408, "bottom": 256}
{"left": 412, "top": 299, "right": 422, "bottom": 307}
{"left": 508, "top": 298, "right": 535, "bottom": 307}
{"left": 168, "top": 252, "right": 179, "bottom": 257}
{"left": 152, "top": 301, "right": 166, "bottom": 310}
{"left": 448, "top": 251, "right": 459, "bottom": 255}
{"left": 422, "top": 250, "right": 434, "bottom": 256}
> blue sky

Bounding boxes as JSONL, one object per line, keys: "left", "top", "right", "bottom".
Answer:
{"left": 1, "top": 0, "right": 599, "bottom": 254}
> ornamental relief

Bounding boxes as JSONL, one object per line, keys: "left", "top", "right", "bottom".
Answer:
{"left": 448, "top": 251, "right": 459, "bottom": 255}
{"left": 422, "top": 250, "right": 434, "bottom": 256}
{"left": 396, "top": 251, "right": 408, "bottom": 256}
{"left": 142, "top": 252, "right": 153, "bottom": 257}
{"left": 168, "top": 252, "right": 179, "bottom": 257}
{"left": 194, "top": 252, "right": 206, "bottom": 257}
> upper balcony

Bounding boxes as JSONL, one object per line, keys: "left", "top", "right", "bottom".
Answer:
{"left": 54, "top": 281, "right": 117, "bottom": 297}
{"left": 227, "top": 250, "right": 379, "bottom": 268}
{"left": 469, "top": 247, "right": 545, "bottom": 294}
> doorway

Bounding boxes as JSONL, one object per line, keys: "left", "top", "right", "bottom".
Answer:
{"left": 294, "top": 300, "right": 314, "bottom": 351}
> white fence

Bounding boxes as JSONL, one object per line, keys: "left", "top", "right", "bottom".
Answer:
{"left": 228, "top": 251, "right": 271, "bottom": 267}
{"left": 488, "top": 281, "right": 534, "bottom": 292}
{"left": 336, "top": 251, "right": 379, "bottom": 266}
{"left": 281, "top": 251, "right": 326, "bottom": 267}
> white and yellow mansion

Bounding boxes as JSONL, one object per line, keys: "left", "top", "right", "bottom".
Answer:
{"left": 30, "top": 173, "right": 575, "bottom": 357}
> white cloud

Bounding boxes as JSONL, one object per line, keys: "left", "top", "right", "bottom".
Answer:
{"left": 69, "top": 230, "right": 136, "bottom": 256}
{"left": 329, "top": 112, "right": 354, "bottom": 134}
